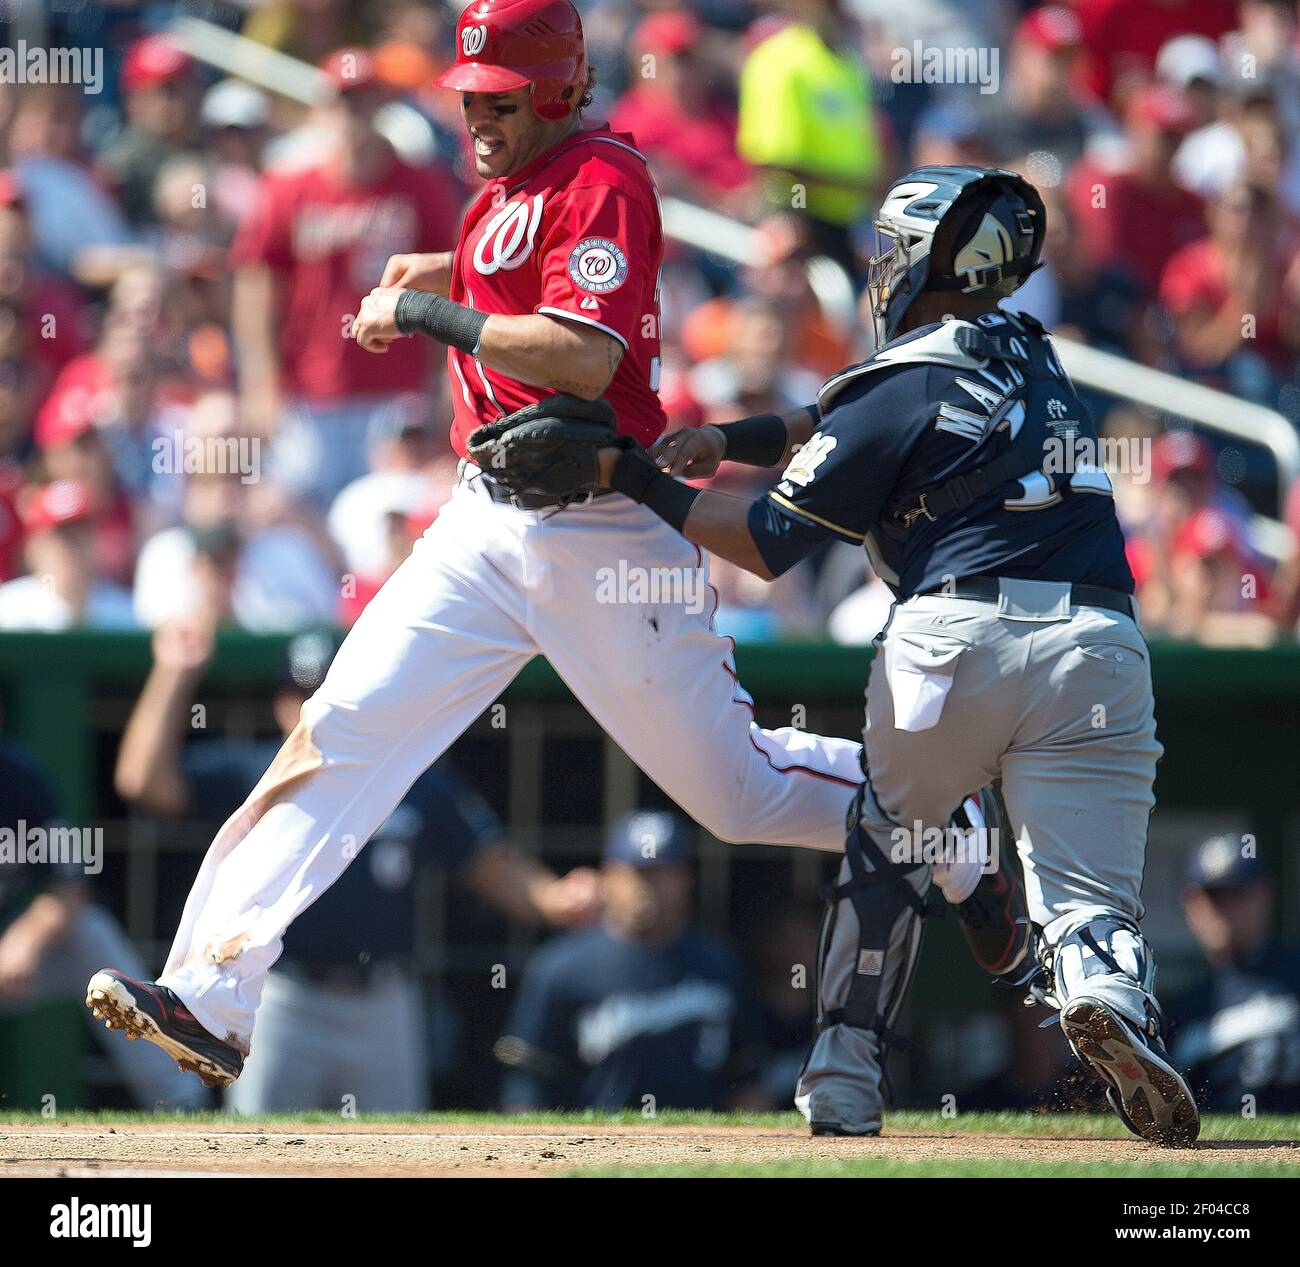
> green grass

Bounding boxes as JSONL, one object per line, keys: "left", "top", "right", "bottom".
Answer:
{"left": 568, "top": 1156, "right": 1300, "bottom": 1178}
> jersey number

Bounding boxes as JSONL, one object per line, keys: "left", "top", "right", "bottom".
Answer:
{"left": 1000, "top": 383, "right": 1115, "bottom": 513}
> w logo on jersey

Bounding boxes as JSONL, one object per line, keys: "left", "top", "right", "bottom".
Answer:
{"left": 461, "top": 24, "right": 488, "bottom": 56}
{"left": 473, "top": 195, "right": 544, "bottom": 275}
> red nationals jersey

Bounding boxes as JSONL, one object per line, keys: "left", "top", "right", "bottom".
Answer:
{"left": 448, "top": 126, "right": 666, "bottom": 454}
{"left": 231, "top": 153, "right": 459, "bottom": 403}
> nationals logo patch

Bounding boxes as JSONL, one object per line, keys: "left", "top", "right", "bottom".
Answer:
{"left": 568, "top": 238, "right": 628, "bottom": 293}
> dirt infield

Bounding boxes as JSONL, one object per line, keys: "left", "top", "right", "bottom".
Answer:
{"left": 4, "top": 1118, "right": 1298, "bottom": 1177}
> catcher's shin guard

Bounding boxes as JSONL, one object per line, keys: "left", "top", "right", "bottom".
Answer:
{"left": 796, "top": 785, "right": 929, "bottom": 1137}
{"left": 951, "top": 787, "right": 1033, "bottom": 977}
{"left": 1041, "top": 916, "right": 1200, "bottom": 1146}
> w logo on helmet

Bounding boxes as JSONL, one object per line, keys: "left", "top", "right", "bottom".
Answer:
{"left": 462, "top": 24, "right": 488, "bottom": 56}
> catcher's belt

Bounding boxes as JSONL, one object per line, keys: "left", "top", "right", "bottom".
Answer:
{"left": 917, "top": 575, "right": 1134, "bottom": 617}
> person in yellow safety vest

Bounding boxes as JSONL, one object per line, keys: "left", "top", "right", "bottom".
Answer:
{"left": 737, "top": 0, "right": 883, "bottom": 279}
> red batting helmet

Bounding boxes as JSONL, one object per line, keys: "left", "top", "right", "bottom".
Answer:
{"left": 437, "top": 0, "right": 588, "bottom": 121}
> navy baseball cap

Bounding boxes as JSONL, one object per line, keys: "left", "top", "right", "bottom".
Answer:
{"left": 1184, "top": 833, "right": 1267, "bottom": 890}
{"left": 603, "top": 811, "right": 693, "bottom": 868}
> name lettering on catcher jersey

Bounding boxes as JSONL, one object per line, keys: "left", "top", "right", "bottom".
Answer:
{"left": 953, "top": 376, "right": 1006, "bottom": 415}
{"left": 936, "top": 400, "right": 996, "bottom": 443}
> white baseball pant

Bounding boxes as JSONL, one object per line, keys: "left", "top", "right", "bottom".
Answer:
{"left": 159, "top": 471, "right": 864, "bottom": 1049}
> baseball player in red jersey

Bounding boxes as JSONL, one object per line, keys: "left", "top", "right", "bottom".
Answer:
{"left": 85, "top": 0, "right": 996, "bottom": 1092}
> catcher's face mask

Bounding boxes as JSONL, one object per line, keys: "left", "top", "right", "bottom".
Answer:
{"left": 866, "top": 221, "right": 930, "bottom": 346}
{"left": 866, "top": 167, "right": 1048, "bottom": 345}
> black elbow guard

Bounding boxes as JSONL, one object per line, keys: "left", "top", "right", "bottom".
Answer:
{"left": 716, "top": 412, "right": 791, "bottom": 468}
{"left": 608, "top": 448, "right": 702, "bottom": 531}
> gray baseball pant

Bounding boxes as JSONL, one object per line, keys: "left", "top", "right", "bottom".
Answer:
{"left": 798, "top": 580, "right": 1162, "bottom": 1133}
{"left": 224, "top": 965, "right": 429, "bottom": 1113}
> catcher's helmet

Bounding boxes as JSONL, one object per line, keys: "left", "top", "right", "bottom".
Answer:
{"left": 436, "top": 0, "right": 588, "bottom": 121}
{"left": 866, "top": 166, "right": 1046, "bottom": 345}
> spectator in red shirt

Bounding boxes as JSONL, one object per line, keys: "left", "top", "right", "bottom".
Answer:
{"left": 0, "top": 170, "right": 87, "bottom": 390}
{"left": 0, "top": 301, "right": 25, "bottom": 581}
{"left": 0, "top": 480, "right": 137, "bottom": 631}
{"left": 1077, "top": 0, "right": 1240, "bottom": 109}
{"left": 1160, "top": 507, "right": 1278, "bottom": 646}
{"left": 1271, "top": 476, "right": 1300, "bottom": 631}
{"left": 33, "top": 387, "right": 136, "bottom": 588}
{"left": 1067, "top": 84, "right": 1207, "bottom": 297}
{"left": 39, "top": 267, "right": 173, "bottom": 506}
{"left": 229, "top": 48, "right": 460, "bottom": 507}
{"left": 1159, "top": 180, "right": 1300, "bottom": 391}
{"left": 1127, "top": 430, "right": 1264, "bottom": 631}
{"left": 607, "top": 12, "right": 752, "bottom": 205}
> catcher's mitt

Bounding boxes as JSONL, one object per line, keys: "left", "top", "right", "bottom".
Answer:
{"left": 466, "top": 395, "right": 630, "bottom": 500}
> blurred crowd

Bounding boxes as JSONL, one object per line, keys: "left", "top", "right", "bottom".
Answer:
{"left": 0, "top": 1, "right": 1297, "bottom": 645}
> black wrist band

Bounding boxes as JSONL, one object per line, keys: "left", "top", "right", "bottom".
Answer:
{"left": 715, "top": 413, "right": 788, "bottom": 468}
{"left": 608, "top": 449, "right": 701, "bottom": 531}
{"left": 394, "top": 291, "right": 488, "bottom": 355}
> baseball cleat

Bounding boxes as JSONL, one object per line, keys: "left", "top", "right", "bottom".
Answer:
{"left": 953, "top": 792, "right": 1032, "bottom": 977}
{"left": 1060, "top": 997, "right": 1199, "bottom": 1147}
{"left": 86, "top": 969, "right": 244, "bottom": 1088}
{"left": 810, "top": 1122, "right": 880, "bottom": 1138}
{"left": 954, "top": 858, "right": 1032, "bottom": 978}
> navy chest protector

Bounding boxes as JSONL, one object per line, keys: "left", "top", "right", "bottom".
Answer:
{"left": 879, "top": 314, "right": 1079, "bottom": 543}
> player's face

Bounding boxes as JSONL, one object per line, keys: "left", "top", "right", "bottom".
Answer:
{"left": 601, "top": 862, "right": 691, "bottom": 942}
{"left": 1183, "top": 882, "right": 1273, "bottom": 962}
{"left": 461, "top": 89, "right": 551, "bottom": 179}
